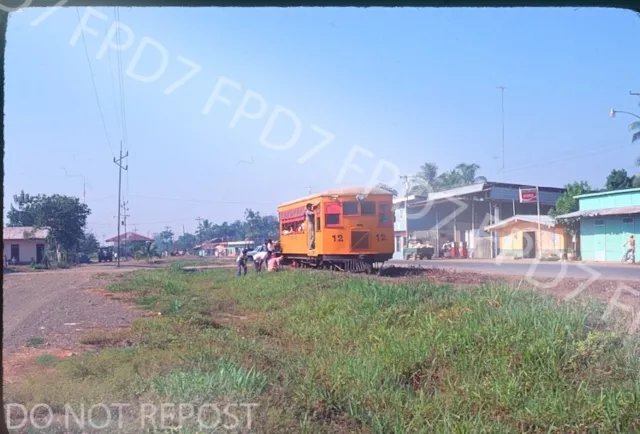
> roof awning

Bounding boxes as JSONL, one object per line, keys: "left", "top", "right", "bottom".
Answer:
{"left": 556, "top": 205, "right": 640, "bottom": 219}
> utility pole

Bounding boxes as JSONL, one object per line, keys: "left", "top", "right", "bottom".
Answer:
{"left": 305, "top": 186, "right": 312, "bottom": 195}
{"left": 121, "top": 201, "right": 130, "bottom": 259}
{"left": 497, "top": 86, "right": 506, "bottom": 177}
{"left": 400, "top": 175, "right": 410, "bottom": 250}
{"left": 113, "top": 141, "right": 128, "bottom": 268}
{"left": 196, "top": 216, "right": 203, "bottom": 244}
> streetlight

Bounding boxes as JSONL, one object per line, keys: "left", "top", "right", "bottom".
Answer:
{"left": 610, "top": 108, "right": 640, "bottom": 120}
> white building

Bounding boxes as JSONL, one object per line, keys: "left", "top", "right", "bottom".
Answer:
{"left": 3, "top": 226, "right": 50, "bottom": 264}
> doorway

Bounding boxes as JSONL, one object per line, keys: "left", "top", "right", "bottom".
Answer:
{"left": 523, "top": 232, "right": 536, "bottom": 258}
{"left": 10, "top": 244, "right": 20, "bottom": 263}
{"left": 36, "top": 244, "right": 45, "bottom": 263}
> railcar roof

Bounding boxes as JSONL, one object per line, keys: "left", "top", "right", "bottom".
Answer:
{"left": 278, "top": 187, "right": 393, "bottom": 208}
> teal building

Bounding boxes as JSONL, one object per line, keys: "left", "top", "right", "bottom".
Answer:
{"left": 558, "top": 187, "right": 640, "bottom": 262}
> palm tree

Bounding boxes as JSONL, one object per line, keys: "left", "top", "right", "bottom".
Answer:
{"left": 196, "top": 219, "right": 212, "bottom": 242}
{"left": 455, "top": 163, "right": 481, "bottom": 184}
{"left": 437, "top": 170, "right": 465, "bottom": 190}
{"left": 410, "top": 162, "right": 439, "bottom": 195}
{"left": 631, "top": 120, "right": 640, "bottom": 144}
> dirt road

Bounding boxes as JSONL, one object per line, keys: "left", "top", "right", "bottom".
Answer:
{"left": 3, "top": 268, "right": 141, "bottom": 351}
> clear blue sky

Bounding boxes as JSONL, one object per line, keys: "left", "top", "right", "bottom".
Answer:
{"left": 5, "top": 7, "right": 639, "bottom": 241}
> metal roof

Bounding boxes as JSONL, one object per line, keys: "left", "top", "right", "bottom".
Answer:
{"left": 574, "top": 187, "right": 640, "bottom": 200}
{"left": 485, "top": 215, "right": 557, "bottom": 232}
{"left": 105, "top": 232, "right": 154, "bottom": 243}
{"left": 3, "top": 226, "right": 50, "bottom": 240}
{"left": 278, "top": 186, "right": 392, "bottom": 208}
{"left": 407, "top": 183, "right": 489, "bottom": 207}
{"left": 556, "top": 205, "right": 640, "bottom": 219}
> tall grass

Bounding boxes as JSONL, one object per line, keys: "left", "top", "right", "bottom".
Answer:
{"left": 6, "top": 267, "right": 640, "bottom": 433}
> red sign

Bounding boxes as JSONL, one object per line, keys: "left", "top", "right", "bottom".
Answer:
{"left": 519, "top": 188, "right": 538, "bottom": 203}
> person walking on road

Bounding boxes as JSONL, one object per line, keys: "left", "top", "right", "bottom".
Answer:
{"left": 623, "top": 234, "right": 636, "bottom": 264}
{"left": 236, "top": 249, "right": 248, "bottom": 277}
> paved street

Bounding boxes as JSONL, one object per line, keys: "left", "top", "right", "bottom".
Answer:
{"left": 389, "top": 259, "right": 640, "bottom": 281}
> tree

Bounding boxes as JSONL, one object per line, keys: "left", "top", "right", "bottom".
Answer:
{"left": 7, "top": 192, "right": 91, "bottom": 261}
{"left": 133, "top": 241, "right": 160, "bottom": 262}
{"left": 410, "top": 161, "right": 483, "bottom": 195}
{"left": 549, "top": 181, "right": 592, "bottom": 245}
{"left": 605, "top": 169, "right": 633, "bottom": 191}
{"left": 175, "top": 233, "right": 197, "bottom": 251}
{"left": 455, "top": 163, "right": 481, "bottom": 184}
{"left": 6, "top": 190, "right": 37, "bottom": 227}
{"left": 79, "top": 231, "right": 100, "bottom": 255}
{"left": 153, "top": 227, "right": 174, "bottom": 252}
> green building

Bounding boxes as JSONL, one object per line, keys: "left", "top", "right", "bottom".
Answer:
{"left": 558, "top": 187, "right": 640, "bottom": 262}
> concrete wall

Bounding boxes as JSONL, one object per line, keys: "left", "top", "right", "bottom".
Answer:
{"left": 580, "top": 215, "right": 638, "bottom": 262}
{"left": 3, "top": 240, "right": 48, "bottom": 264}
{"left": 496, "top": 222, "right": 567, "bottom": 258}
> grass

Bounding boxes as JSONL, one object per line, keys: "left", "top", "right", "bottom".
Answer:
{"left": 26, "top": 337, "right": 44, "bottom": 346}
{"left": 6, "top": 267, "right": 640, "bottom": 433}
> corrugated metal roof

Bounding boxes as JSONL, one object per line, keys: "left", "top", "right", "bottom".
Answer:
{"left": 485, "top": 215, "right": 557, "bottom": 232}
{"left": 3, "top": 226, "right": 50, "bottom": 240}
{"left": 279, "top": 186, "right": 393, "bottom": 208}
{"left": 105, "top": 232, "right": 154, "bottom": 242}
{"left": 408, "top": 183, "right": 489, "bottom": 207}
{"left": 556, "top": 205, "right": 640, "bottom": 219}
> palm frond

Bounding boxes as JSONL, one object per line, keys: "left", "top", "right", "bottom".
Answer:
{"left": 629, "top": 121, "right": 640, "bottom": 132}
{"left": 633, "top": 131, "right": 640, "bottom": 144}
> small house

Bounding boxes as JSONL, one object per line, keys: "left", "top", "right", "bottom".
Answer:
{"left": 556, "top": 187, "right": 640, "bottom": 262}
{"left": 3, "top": 226, "right": 50, "bottom": 264}
{"left": 484, "top": 215, "right": 568, "bottom": 259}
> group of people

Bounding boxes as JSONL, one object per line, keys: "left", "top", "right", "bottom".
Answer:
{"left": 236, "top": 239, "right": 283, "bottom": 277}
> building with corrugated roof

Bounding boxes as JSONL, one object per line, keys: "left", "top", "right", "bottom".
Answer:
{"left": 393, "top": 181, "right": 566, "bottom": 259}
{"left": 556, "top": 187, "right": 640, "bottom": 262}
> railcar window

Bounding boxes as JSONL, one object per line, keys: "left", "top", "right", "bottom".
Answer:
{"left": 326, "top": 214, "right": 340, "bottom": 225}
{"left": 378, "top": 203, "right": 392, "bottom": 225}
{"left": 316, "top": 217, "right": 321, "bottom": 231}
{"left": 343, "top": 202, "right": 359, "bottom": 215}
{"left": 361, "top": 202, "right": 376, "bottom": 215}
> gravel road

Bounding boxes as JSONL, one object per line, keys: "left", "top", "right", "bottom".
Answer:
{"left": 3, "top": 267, "right": 142, "bottom": 351}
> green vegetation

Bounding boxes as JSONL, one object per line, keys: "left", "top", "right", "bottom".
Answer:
{"left": 26, "top": 337, "right": 44, "bottom": 346}
{"left": 7, "top": 269, "right": 640, "bottom": 432}
{"left": 35, "top": 354, "right": 58, "bottom": 367}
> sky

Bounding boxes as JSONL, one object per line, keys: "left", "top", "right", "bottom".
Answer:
{"left": 4, "top": 6, "right": 640, "bottom": 241}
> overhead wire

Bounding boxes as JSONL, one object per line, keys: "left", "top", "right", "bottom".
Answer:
{"left": 75, "top": 7, "right": 115, "bottom": 159}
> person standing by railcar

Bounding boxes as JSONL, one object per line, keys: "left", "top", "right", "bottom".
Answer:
{"left": 305, "top": 203, "right": 317, "bottom": 250}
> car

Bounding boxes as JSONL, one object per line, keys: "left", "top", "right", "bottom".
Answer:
{"left": 98, "top": 247, "right": 114, "bottom": 263}
{"left": 246, "top": 245, "right": 265, "bottom": 261}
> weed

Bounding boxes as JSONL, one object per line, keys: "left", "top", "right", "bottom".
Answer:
{"left": 35, "top": 354, "right": 57, "bottom": 367}
{"left": 26, "top": 337, "right": 44, "bottom": 346}
{"left": 7, "top": 268, "right": 640, "bottom": 433}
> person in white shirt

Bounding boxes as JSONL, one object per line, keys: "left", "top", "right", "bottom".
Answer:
{"left": 236, "top": 249, "right": 248, "bottom": 277}
{"left": 253, "top": 250, "right": 268, "bottom": 272}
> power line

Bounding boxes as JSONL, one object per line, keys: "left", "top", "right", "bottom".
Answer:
{"left": 75, "top": 7, "right": 115, "bottom": 159}
{"left": 113, "top": 141, "right": 128, "bottom": 267}
{"left": 497, "top": 85, "right": 506, "bottom": 177}
{"left": 127, "top": 194, "right": 278, "bottom": 205}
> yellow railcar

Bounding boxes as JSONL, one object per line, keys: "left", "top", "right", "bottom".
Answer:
{"left": 277, "top": 187, "right": 395, "bottom": 272}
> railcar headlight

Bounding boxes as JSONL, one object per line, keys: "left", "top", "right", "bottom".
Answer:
{"left": 356, "top": 193, "right": 366, "bottom": 201}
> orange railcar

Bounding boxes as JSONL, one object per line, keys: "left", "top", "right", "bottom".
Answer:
{"left": 277, "top": 187, "right": 395, "bottom": 272}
